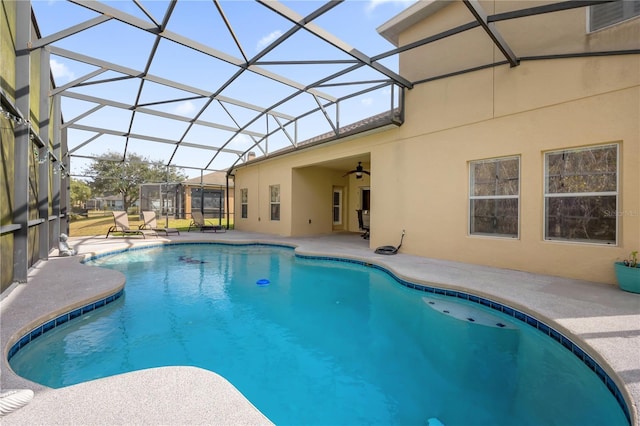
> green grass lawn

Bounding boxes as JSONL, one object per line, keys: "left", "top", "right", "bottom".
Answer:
{"left": 69, "top": 213, "right": 232, "bottom": 237}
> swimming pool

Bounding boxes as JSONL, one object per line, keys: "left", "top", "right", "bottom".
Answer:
{"left": 9, "top": 244, "right": 629, "bottom": 425}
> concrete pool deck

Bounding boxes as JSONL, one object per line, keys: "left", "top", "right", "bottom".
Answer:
{"left": 1, "top": 230, "right": 639, "bottom": 425}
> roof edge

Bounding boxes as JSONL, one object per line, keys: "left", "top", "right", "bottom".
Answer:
{"left": 377, "top": 0, "right": 455, "bottom": 46}
{"left": 231, "top": 113, "right": 402, "bottom": 173}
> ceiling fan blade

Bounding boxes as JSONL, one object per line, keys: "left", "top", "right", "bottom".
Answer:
{"left": 343, "top": 162, "right": 370, "bottom": 178}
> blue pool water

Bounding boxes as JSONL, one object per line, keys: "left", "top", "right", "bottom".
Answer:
{"left": 10, "top": 244, "right": 628, "bottom": 425}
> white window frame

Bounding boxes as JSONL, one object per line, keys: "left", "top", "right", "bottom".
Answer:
{"left": 332, "top": 187, "right": 343, "bottom": 226}
{"left": 240, "top": 188, "right": 248, "bottom": 219}
{"left": 269, "top": 184, "right": 280, "bottom": 221}
{"left": 543, "top": 144, "right": 619, "bottom": 245}
{"left": 469, "top": 156, "right": 520, "bottom": 239}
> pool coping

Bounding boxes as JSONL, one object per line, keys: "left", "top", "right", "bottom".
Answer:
{"left": 1, "top": 232, "right": 639, "bottom": 425}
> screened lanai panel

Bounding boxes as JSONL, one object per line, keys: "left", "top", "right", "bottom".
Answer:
{"left": 146, "top": 39, "right": 242, "bottom": 93}
{"left": 183, "top": 124, "right": 243, "bottom": 149}
{"left": 224, "top": 72, "right": 305, "bottom": 110}
{"left": 256, "top": 33, "right": 359, "bottom": 87}
{"left": 255, "top": 131, "right": 295, "bottom": 156}
{"left": 205, "top": 151, "right": 245, "bottom": 172}
{"left": 129, "top": 111, "right": 192, "bottom": 141}
{"left": 127, "top": 138, "right": 178, "bottom": 162}
{"left": 135, "top": 81, "right": 210, "bottom": 114}
{"left": 196, "top": 100, "right": 255, "bottom": 130}
{"left": 243, "top": 108, "right": 301, "bottom": 138}
{"left": 171, "top": 145, "right": 228, "bottom": 170}
{"left": 37, "top": 2, "right": 96, "bottom": 29}
{"left": 64, "top": 76, "right": 143, "bottom": 107}
{"left": 316, "top": 66, "right": 401, "bottom": 98}
{"left": 213, "top": 0, "right": 301, "bottom": 55}
{"left": 162, "top": 0, "right": 245, "bottom": 59}
{"left": 268, "top": 91, "right": 331, "bottom": 120}
{"left": 311, "top": 2, "right": 399, "bottom": 56}
{"left": 49, "top": 19, "right": 158, "bottom": 71}
{"left": 216, "top": 133, "right": 261, "bottom": 154}
{"left": 212, "top": 100, "right": 269, "bottom": 131}
{"left": 31, "top": 0, "right": 412, "bottom": 178}
{"left": 67, "top": 132, "right": 126, "bottom": 157}
{"left": 294, "top": 109, "right": 338, "bottom": 144}
{"left": 66, "top": 105, "right": 133, "bottom": 133}
{"left": 28, "top": 0, "right": 636, "bottom": 178}
{"left": 337, "top": 87, "right": 399, "bottom": 129}
{"left": 258, "top": 61, "right": 359, "bottom": 90}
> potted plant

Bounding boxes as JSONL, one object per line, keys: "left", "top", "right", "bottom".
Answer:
{"left": 614, "top": 250, "right": 640, "bottom": 294}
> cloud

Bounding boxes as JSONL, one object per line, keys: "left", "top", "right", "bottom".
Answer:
{"left": 174, "top": 101, "right": 196, "bottom": 116}
{"left": 366, "top": 0, "right": 415, "bottom": 14}
{"left": 50, "top": 59, "right": 75, "bottom": 83}
{"left": 257, "top": 30, "right": 283, "bottom": 51}
{"left": 361, "top": 97, "right": 374, "bottom": 107}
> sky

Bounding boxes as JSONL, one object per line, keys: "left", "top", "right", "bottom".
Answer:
{"left": 31, "top": 0, "right": 418, "bottom": 179}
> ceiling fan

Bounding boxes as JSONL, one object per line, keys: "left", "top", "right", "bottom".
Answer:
{"left": 343, "top": 162, "right": 370, "bottom": 179}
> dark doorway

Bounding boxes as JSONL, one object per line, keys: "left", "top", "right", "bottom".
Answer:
{"left": 361, "top": 188, "right": 371, "bottom": 211}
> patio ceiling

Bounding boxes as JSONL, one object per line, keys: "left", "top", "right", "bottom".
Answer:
{"left": 27, "top": 0, "right": 632, "bottom": 179}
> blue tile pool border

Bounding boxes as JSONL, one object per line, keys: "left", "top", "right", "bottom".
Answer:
{"left": 7, "top": 289, "right": 124, "bottom": 362}
{"left": 8, "top": 244, "right": 293, "bottom": 362}
{"left": 8, "top": 243, "right": 631, "bottom": 424}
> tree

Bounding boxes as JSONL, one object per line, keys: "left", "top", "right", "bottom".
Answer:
{"left": 84, "top": 151, "right": 187, "bottom": 212}
{"left": 70, "top": 178, "right": 91, "bottom": 209}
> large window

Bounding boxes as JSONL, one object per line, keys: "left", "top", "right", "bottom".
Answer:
{"left": 270, "top": 184, "right": 280, "bottom": 221}
{"left": 469, "top": 156, "right": 519, "bottom": 238}
{"left": 544, "top": 144, "right": 618, "bottom": 244}
{"left": 241, "top": 188, "right": 248, "bottom": 219}
{"left": 590, "top": 1, "right": 640, "bottom": 32}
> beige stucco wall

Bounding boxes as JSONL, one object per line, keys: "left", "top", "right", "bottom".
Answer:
{"left": 291, "top": 167, "right": 344, "bottom": 236}
{"left": 234, "top": 53, "right": 639, "bottom": 284}
{"left": 398, "top": 0, "right": 640, "bottom": 82}
{"left": 234, "top": 160, "right": 292, "bottom": 235}
{"left": 232, "top": 2, "right": 639, "bottom": 284}
{"left": 374, "top": 64, "right": 639, "bottom": 284}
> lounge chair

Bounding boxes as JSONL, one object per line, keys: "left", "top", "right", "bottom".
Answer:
{"left": 188, "top": 211, "right": 226, "bottom": 233}
{"left": 357, "top": 209, "right": 370, "bottom": 240}
{"left": 140, "top": 211, "right": 180, "bottom": 236}
{"left": 106, "top": 211, "right": 156, "bottom": 239}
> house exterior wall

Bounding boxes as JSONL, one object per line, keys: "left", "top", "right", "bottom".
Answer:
{"left": 232, "top": 1, "right": 639, "bottom": 284}
{"left": 233, "top": 139, "right": 378, "bottom": 236}
{"left": 375, "top": 63, "right": 638, "bottom": 284}
{"left": 233, "top": 160, "right": 292, "bottom": 235}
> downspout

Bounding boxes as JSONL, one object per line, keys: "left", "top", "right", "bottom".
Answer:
{"left": 226, "top": 171, "right": 234, "bottom": 230}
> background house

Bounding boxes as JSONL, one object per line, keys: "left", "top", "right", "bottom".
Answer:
{"left": 85, "top": 195, "right": 127, "bottom": 212}
{"left": 138, "top": 171, "right": 234, "bottom": 223}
